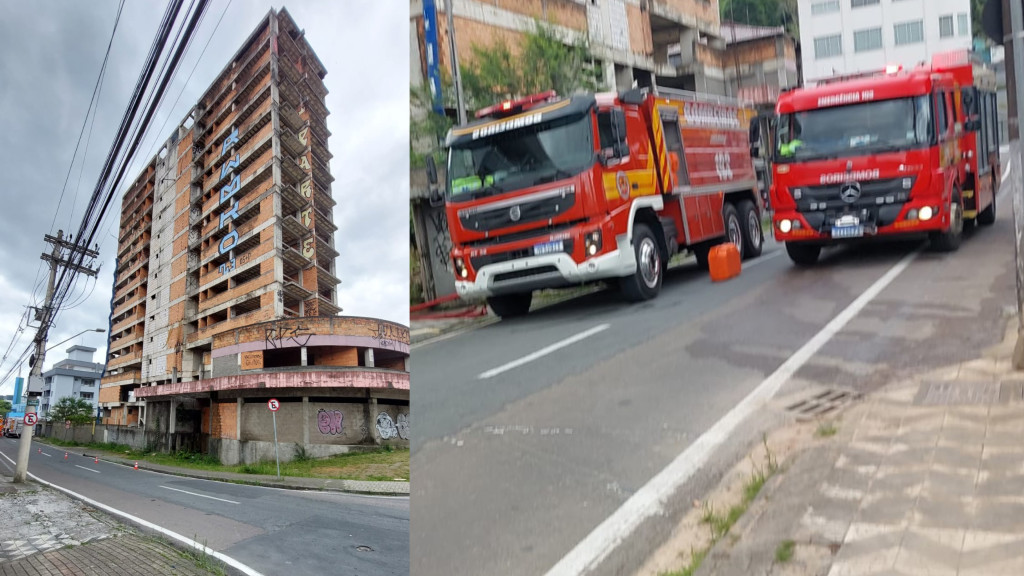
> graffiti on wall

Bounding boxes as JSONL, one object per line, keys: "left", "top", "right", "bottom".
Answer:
{"left": 264, "top": 322, "right": 312, "bottom": 349}
{"left": 428, "top": 209, "right": 453, "bottom": 273}
{"left": 218, "top": 126, "right": 243, "bottom": 276}
{"left": 376, "top": 412, "right": 410, "bottom": 440}
{"left": 317, "top": 409, "right": 343, "bottom": 435}
{"left": 373, "top": 322, "right": 409, "bottom": 349}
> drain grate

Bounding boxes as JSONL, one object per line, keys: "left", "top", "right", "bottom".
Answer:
{"left": 915, "top": 381, "right": 1001, "bottom": 406}
{"left": 784, "top": 389, "right": 862, "bottom": 420}
{"left": 356, "top": 545, "right": 374, "bottom": 552}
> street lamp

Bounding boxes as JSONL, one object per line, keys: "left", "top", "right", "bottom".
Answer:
{"left": 46, "top": 328, "right": 105, "bottom": 352}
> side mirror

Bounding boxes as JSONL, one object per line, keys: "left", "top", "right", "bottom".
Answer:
{"left": 748, "top": 116, "right": 761, "bottom": 146}
{"left": 964, "top": 119, "right": 981, "bottom": 132}
{"left": 425, "top": 154, "right": 438, "bottom": 185}
{"left": 750, "top": 143, "right": 761, "bottom": 159}
{"left": 428, "top": 186, "right": 444, "bottom": 207}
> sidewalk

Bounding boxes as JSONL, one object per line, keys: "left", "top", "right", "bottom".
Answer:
{"left": 0, "top": 477, "right": 221, "bottom": 575}
{"left": 44, "top": 445, "right": 409, "bottom": 496}
{"left": 689, "top": 319, "right": 1024, "bottom": 576}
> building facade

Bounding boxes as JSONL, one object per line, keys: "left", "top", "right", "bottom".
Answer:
{"left": 41, "top": 346, "right": 103, "bottom": 419}
{"left": 798, "top": 0, "right": 972, "bottom": 85}
{"left": 408, "top": 0, "right": 798, "bottom": 303}
{"left": 101, "top": 8, "right": 409, "bottom": 464}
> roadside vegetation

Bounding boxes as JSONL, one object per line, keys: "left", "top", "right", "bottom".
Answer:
{"left": 35, "top": 437, "right": 408, "bottom": 481}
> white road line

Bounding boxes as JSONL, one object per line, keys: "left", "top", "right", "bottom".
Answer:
{"left": 0, "top": 451, "right": 263, "bottom": 576}
{"left": 75, "top": 465, "right": 100, "bottom": 474}
{"left": 741, "top": 249, "right": 782, "bottom": 270}
{"left": 41, "top": 452, "right": 51, "bottom": 457}
{"left": 544, "top": 249, "right": 920, "bottom": 576}
{"left": 160, "top": 485, "right": 240, "bottom": 504}
{"left": 1003, "top": 159, "right": 1012, "bottom": 184}
{"left": 478, "top": 323, "right": 611, "bottom": 379}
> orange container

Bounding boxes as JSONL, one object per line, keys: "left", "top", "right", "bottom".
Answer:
{"left": 708, "top": 243, "right": 741, "bottom": 282}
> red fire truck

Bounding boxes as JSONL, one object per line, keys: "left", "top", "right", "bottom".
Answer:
{"left": 426, "top": 88, "right": 765, "bottom": 317}
{"left": 769, "top": 51, "right": 999, "bottom": 265}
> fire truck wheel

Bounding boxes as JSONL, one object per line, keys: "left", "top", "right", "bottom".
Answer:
{"left": 785, "top": 242, "right": 821, "bottom": 266}
{"left": 487, "top": 292, "right": 533, "bottom": 318}
{"left": 723, "top": 203, "right": 744, "bottom": 259}
{"left": 930, "top": 189, "right": 963, "bottom": 252}
{"left": 737, "top": 199, "right": 763, "bottom": 259}
{"left": 620, "top": 223, "right": 662, "bottom": 301}
{"left": 978, "top": 188, "right": 996, "bottom": 226}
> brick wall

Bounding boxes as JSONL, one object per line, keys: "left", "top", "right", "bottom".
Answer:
{"left": 627, "top": 3, "right": 653, "bottom": 57}
{"left": 315, "top": 346, "right": 359, "bottom": 367}
{"left": 201, "top": 400, "right": 239, "bottom": 438}
{"left": 377, "top": 357, "right": 406, "bottom": 371}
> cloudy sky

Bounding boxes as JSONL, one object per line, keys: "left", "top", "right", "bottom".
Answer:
{"left": 0, "top": 1, "right": 409, "bottom": 394}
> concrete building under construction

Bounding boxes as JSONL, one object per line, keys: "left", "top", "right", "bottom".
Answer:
{"left": 100, "top": 7, "right": 410, "bottom": 464}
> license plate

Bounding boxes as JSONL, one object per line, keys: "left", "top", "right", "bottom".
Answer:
{"left": 831, "top": 225, "right": 864, "bottom": 239}
{"left": 534, "top": 240, "right": 564, "bottom": 255}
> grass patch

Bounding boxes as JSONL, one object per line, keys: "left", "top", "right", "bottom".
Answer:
{"left": 775, "top": 539, "right": 796, "bottom": 563}
{"left": 661, "top": 437, "right": 780, "bottom": 576}
{"left": 815, "top": 421, "right": 839, "bottom": 438}
{"left": 179, "top": 536, "right": 226, "bottom": 576}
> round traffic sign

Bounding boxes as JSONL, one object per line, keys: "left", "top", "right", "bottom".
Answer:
{"left": 24, "top": 413, "right": 37, "bottom": 426}
{"left": 64, "top": 420, "right": 71, "bottom": 429}
{"left": 268, "top": 398, "right": 280, "bottom": 412}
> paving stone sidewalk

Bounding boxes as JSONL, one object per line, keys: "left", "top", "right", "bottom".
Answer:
{"left": 0, "top": 478, "right": 220, "bottom": 575}
{"left": 697, "top": 321, "right": 1024, "bottom": 576}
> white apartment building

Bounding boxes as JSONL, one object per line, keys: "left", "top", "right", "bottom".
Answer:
{"left": 799, "top": 0, "right": 972, "bottom": 85}
{"left": 41, "top": 346, "right": 104, "bottom": 419}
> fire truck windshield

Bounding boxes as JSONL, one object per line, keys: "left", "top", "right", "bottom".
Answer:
{"left": 447, "top": 114, "right": 594, "bottom": 201}
{"left": 775, "top": 95, "right": 934, "bottom": 163}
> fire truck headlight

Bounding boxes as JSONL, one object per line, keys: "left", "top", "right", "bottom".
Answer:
{"left": 919, "top": 206, "right": 933, "bottom": 221}
{"left": 454, "top": 257, "right": 469, "bottom": 278}
{"left": 779, "top": 219, "right": 793, "bottom": 233}
{"left": 584, "top": 230, "right": 603, "bottom": 257}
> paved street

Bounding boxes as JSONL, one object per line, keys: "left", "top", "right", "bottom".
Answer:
{"left": 0, "top": 441, "right": 409, "bottom": 575}
{"left": 411, "top": 167, "right": 1015, "bottom": 575}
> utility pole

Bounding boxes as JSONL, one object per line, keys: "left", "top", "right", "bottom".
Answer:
{"left": 14, "top": 230, "right": 99, "bottom": 483}
{"left": 446, "top": 0, "right": 467, "bottom": 125}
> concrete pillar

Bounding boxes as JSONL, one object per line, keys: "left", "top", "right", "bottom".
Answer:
{"left": 301, "top": 347, "right": 308, "bottom": 367}
{"left": 236, "top": 397, "right": 243, "bottom": 441}
{"left": 603, "top": 61, "right": 616, "bottom": 92}
{"left": 367, "top": 396, "right": 380, "bottom": 445}
{"left": 168, "top": 401, "right": 177, "bottom": 452}
{"left": 364, "top": 348, "right": 375, "bottom": 368}
{"left": 302, "top": 396, "right": 309, "bottom": 447}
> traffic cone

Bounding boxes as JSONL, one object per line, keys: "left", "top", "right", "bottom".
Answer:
{"left": 37, "top": 448, "right": 41, "bottom": 454}
{"left": 94, "top": 456, "right": 99, "bottom": 464}
{"left": 64, "top": 451, "right": 68, "bottom": 460}
{"left": 134, "top": 461, "right": 139, "bottom": 470}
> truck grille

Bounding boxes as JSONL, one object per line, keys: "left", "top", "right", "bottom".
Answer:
{"left": 795, "top": 177, "right": 913, "bottom": 212}
{"left": 493, "top": 266, "right": 560, "bottom": 283}
{"left": 458, "top": 189, "right": 576, "bottom": 232}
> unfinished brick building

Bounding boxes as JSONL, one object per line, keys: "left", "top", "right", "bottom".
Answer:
{"left": 100, "top": 7, "right": 409, "bottom": 464}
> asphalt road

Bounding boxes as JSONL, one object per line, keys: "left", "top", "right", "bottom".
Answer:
{"left": 412, "top": 184, "right": 1016, "bottom": 575}
{"left": 0, "top": 440, "right": 409, "bottom": 575}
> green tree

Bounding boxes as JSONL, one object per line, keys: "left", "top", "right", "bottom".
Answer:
{"left": 47, "top": 396, "right": 94, "bottom": 426}
{"left": 971, "top": 0, "right": 986, "bottom": 42}
{"left": 461, "top": 21, "right": 603, "bottom": 113}
{"left": 0, "top": 398, "right": 11, "bottom": 419}
{"left": 720, "top": 0, "right": 798, "bottom": 35}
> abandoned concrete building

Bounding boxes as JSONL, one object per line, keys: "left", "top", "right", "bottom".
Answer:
{"left": 100, "top": 7, "right": 409, "bottom": 464}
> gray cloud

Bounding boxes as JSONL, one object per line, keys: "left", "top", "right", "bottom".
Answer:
{"left": 0, "top": 1, "right": 409, "bottom": 394}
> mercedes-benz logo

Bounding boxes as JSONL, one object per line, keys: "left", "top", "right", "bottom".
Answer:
{"left": 509, "top": 205, "right": 521, "bottom": 222}
{"left": 839, "top": 181, "right": 861, "bottom": 203}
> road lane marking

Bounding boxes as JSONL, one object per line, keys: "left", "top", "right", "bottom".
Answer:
{"left": 75, "top": 465, "right": 100, "bottom": 474}
{"left": 41, "top": 452, "right": 51, "bottom": 457}
{"left": 544, "top": 249, "right": 920, "bottom": 576}
{"left": 160, "top": 485, "right": 240, "bottom": 504}
{"left": 1003, "top": 159, "right": 1012, "bottom": 184}
{"left": 0, "top": 451, "right": 264, "bottom": 576}
{"left": 478, "top": 323, "right": 611, "bottom": 379}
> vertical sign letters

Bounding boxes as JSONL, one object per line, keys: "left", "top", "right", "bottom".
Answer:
{"left": 218, "top": 126, "right": 242, "bottom": 276}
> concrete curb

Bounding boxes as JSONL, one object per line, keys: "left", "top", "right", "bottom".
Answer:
{"left": 38, "top": 442, "right": 410, "bottom": 496}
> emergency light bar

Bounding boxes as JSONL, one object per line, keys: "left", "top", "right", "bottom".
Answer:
{"left": 475, "top": 90, "right": 558, "bottom": 119}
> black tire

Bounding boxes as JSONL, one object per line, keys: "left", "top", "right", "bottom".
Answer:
{"left": 723, "top": 203, "right": 744, "bottom": 259}
{"left": 930, "top": 187, "right": 964, "bottom": 252}
{"left": 736, "top": 199, "right": 763, "bottom": 259}
{"left": 785, "top": 242, "right": 821, "bottom": 266}
{"left": 693, "top": 244, "right": 711, "bottom": 270}
{"left": 487, "top": 292, "right": 532, "bottom": 318}
{"left": 978, "top": 188, "right": 996, "bottom": 226}
{"left": 619, "top": 223, "right": 663, "bottom": 302}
